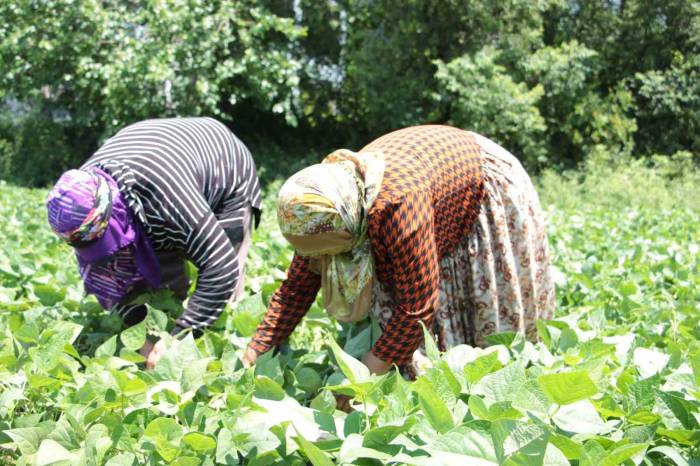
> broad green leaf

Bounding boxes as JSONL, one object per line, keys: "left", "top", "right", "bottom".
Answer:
{"left": 553, "top": 400, "right": 611, "bottom": 435}
{"left": 544, "top": 444, "right": 570, "bottom": 466}
{"left": 425, "top": 423, "right": 497, "bottom": 465}
{"left": 215, "top": 429, "right": 237, "bottom": 465}
{"left": 549, "top": 433, "right": 582, "bottom": 460}
{"left": 363, "top": 419, "right": 416, "bottom": 449}
{"left": 170, "top": 457, "right": 201, "bottom": 466}
{"left": 601, "top": 442, "right": 648, "bottom": 466}
{"left": 328, "top": 338, "right": 370, "bottom": 384}
{"left": 537, "top": 371, "right": 598, "bottom": 405}
{"left": 35, "top": 438, "right": 77, "bottom": 465}
{"left": 104, "top": 453, "right": 137, "bottom": 466}
{"left": 4, "top": 422, "right": 56, "bottom": 455}
{"left": 421, "top": 321, "right": 441, "bottom": 362}
{"left": 254, "top": 349, "right": 284, "bottom": 385}
{"left": 119, "top": 321, "right": 146, "bottom": 351}
{"left": 491, "top": 419, "right": 548, "bottom": 465}
{"left": 296, "top": 366, "right": 322, "bottom": 392}
{"left": 182, "top": 432, "right": 216, "bottom": 451}
{"left": 143, "top": 417, "right": 183, "bottom": 462}
{"left": 412, "top": 377, "right": 455, "bottom": 433}
{"left": 657, "top": 427, "right": 700, "bottom": 445}
{"left": 341, "top": 411, "right": 363, "bottom": 437}
{"left": 484, "top": 331, "right": 517, "bottom": 347}
{"left": 294, "top": 429, "right": 334, "bottom": 466}
{"left": 633, "top": 347, "right": 670, "bottom": 378}
{"left": 152, "top": 334, "right": 201, "bottom": 381}
{"left": 464, "top": 351, "right": 502, "bottom": 384}
{"left": 648, "top": 446, "right": 691, "bottom": 466}
{"left": 511, "top": 379, "right": 552, "bottom": 417}
{"left": 474, "top": 361, "right": 526, "bottom": 404}
{"left": 310, "top": 390, "right": 336, "bottom": 413}
{"left": 254, "top": 375, "right": 286, "bottom": 400}
{"left": 338, "top": 433, "right": 392, "bottom": 464}
{"left": 95, "top": 335, "right": 118, "bottom": 358}
{"left": 253, "top": 397, "right": 321, "bottom": 441}
{"left": 579, "top": 440, "right": 607, "bottom": 466}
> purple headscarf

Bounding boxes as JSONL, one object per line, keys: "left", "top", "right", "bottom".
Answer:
{"left": 47, "top": 168, "right": 161, "bottom": 308}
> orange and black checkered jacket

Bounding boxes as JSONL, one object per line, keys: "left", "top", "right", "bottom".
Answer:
{"left": 250, "top": 125, "right": 485, "bottom": 366}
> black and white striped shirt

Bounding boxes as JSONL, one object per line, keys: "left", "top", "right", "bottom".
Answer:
{"left": 82, "top": 117, "right": 261, "bottom": 332}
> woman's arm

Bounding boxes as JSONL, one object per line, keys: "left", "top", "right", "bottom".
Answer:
{"left": 369, "top": 191, "right": 440, "bottom": 368}
{"left": 247, "top": 254, "right": 321, "bottom": 355}
{"left": 173, "top": 210, "right": 241, "bottom": 334}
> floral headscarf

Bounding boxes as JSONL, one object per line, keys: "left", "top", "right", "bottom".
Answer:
{"left": 277, "top": 149, "right": 384, "bottom": 322}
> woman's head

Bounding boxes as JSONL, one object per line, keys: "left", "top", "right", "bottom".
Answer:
{"left": 47, "top": 168, "right": 161, "bottom": 308}
{"left": 47, "top": 168, "right": 135, "bottom": 262}
{"left": 277, "top": 162, "right": 359, "bottom": 256}
{"left": 276, "top": 149, "right": 385, "bottom": 322}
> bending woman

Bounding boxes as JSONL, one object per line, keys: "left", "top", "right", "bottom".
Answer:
{"left": 47, "top": 118, "right": 261, "bottom": 368}
{"left": 244, "top": 125, "right": 554, "bottom": 375}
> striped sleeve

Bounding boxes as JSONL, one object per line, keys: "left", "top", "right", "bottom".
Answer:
{"left": 172, "top": 208, "right": 239, "bottom": 334}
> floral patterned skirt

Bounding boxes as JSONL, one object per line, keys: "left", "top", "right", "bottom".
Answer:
{"left": 371, "top": 133, "right": 555, "bottom": 370}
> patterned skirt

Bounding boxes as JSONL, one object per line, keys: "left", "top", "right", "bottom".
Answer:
{"left": 371, "top": 133, "right": 555, "bottom": 371}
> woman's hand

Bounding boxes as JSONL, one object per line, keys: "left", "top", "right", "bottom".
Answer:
{"left": 242, "top": 344, "right": 260, "bottom": 368}
{"left": 335, "top": 394, "right": 354, "bottom": 413}
{"left": 362, "top": 351, "right": 392, "bottom": 375}
{"left": 139, "top": 339, "right": 167, "bottom": 369}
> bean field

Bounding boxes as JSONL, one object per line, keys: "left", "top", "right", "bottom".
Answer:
{"left": 0, "top": 163, "right": 698, "bottom": 465}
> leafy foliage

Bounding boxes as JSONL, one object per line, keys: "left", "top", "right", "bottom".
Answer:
{"left": 1, "top": 155, "right": 699, "bottom": 463}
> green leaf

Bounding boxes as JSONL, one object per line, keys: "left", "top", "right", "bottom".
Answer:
{"left": 143, "top": 417, "right": 183, "bottom": 462}
{"left": 553, "top": 400, "right": 611, "bottom": 435}
{"left": 633, "top": 347, "right": 670, "bottom": 378}
{"left": 182, "top": 432, "right": 216, "bottom": 451}
{"left": 537, "top": 371, "right": 598, "bottom": 405}
{"left": 491, "top": 420, "right": 548, "bottom": 465}
{"left": 254, "top": 349, "right": 284, "bottom": 385}
{"left": 648, "top": 446, "right": 691, "bottom": 466}
{"left": 294, "top": 430, "right": 334, "bottom": 466}
{"left": 215, "top": 429, "right": 237, "bottom": 465}
{"left": 475, "top": 361, "right": 526, "bottom": 404}
{"left": 296, "top": 366, "right": 322, "bottom": 392}
{"left": 464, "top": 351, "right": 502, "bottom": 384}
{"left": 511, "top": 379, "right": 552, "bottom": 417}
{"left": 363, "top": 419, "right": 416, "bottom": 449}
{"left": 484, "top": 332, "right": 518, "bottom": 347}
{"left": 338, "top": 434, "right": 393, "bottom": 464}
{"left": 33, "top": 284, "right": 65, "bottom": 306}
{"left": 4, "top": 422, "right": 56, "bottom": 455}
{"left": 119, "top": 321, "right": 146, "bottom": 351}
{"left": 104, "top": 453, "right": 137, "bottom": 466}
{"left": 95, "top": 335, "right": 118, "bottom": 358}
{"left": 549, "top": 433, "right": 582, "bottom": 460}
{"left": 344, "top": 411, "right": 366, "bottom": 437}
{"left": 310, "top": 390, "right": 336, "bottom": 413}
{"left": 254, "top": 375, "right": 286, "bottom": 400}
{"left": 328, "top": 338, "right": 370, "bottom": 384}
{"left": 424, "top": 423, "right": 497, "bottom": 465}
{"left": 580, "top": 440, "right": 607, "bottom": 466}
{"left": 412, "top": 377, "right": 454, "bottom": 433}
{"left": 35, "top": 438, "right": 77, "bottom": 465}
{"left": 170, "top": 457, "right": 201, "bottom": 466}
{"left": 600, "top": 442, "right": 648, "bottom": 466}
{"left": 421, "top": 321, "right": 441, "bottom": 362}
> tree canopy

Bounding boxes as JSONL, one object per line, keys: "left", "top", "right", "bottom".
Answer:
{"left": 0, "top": 0, "right": 698, "bottom": 185}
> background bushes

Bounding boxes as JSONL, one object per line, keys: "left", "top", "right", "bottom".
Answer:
{"left": 0, "top": 0, "right": 698, "bottom": 185}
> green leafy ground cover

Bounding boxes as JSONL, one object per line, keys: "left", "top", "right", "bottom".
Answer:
{"left": 0, "top": 161, "right": 699, "bottom": 465}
